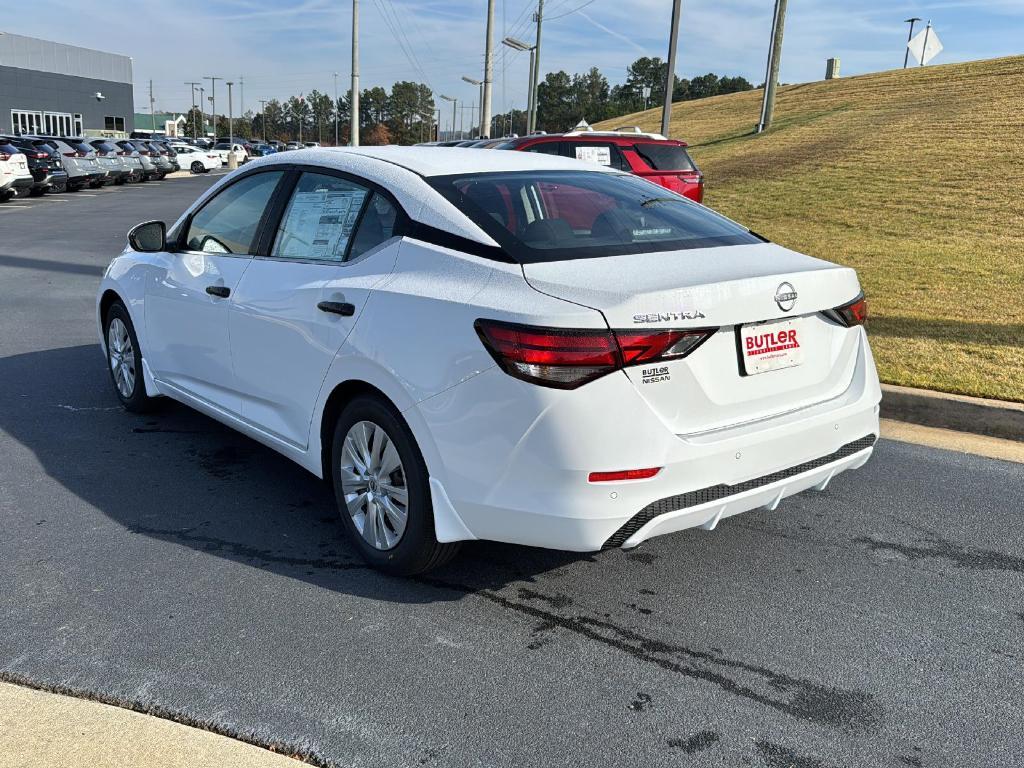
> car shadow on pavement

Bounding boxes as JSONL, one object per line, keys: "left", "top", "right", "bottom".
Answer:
{"left": 0, "top": 345, "right": 591, "bottom": 603}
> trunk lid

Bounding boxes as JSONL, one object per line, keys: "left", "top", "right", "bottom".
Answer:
{"left": 522, "top": 242, "right": 865, "bottom": 435}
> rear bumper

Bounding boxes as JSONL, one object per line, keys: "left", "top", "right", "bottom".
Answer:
{"left": 417, "top": 328, "right": 881, "bottom": 551}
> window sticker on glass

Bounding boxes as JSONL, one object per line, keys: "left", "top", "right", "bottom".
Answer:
{"left": 574, "top": 146, "right": 611, "bottom": 166}
{"left": 275, "top": 176, "right": 369, "bottom": 261}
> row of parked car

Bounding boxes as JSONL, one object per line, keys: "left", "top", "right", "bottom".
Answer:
{"left": 418, "top": 126, "right": 706, "bottom": 203}
{"left": 0, "top": 134, "right": 229, "bottom": 201}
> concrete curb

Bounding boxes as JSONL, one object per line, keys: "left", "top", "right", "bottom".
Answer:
{"left": 881, "top": 384, "right": 1024, "bottom": 443}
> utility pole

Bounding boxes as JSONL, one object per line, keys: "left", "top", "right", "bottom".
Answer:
{"left": 204, "top": 76, "right": 221, "bottom": 137}
{"left": 198, "top": 86, "right": 205, "bottom": 138}
{"left": 185, "top": 81, "right": 200, "bottom": 138}
{"left": 298, "top": 94, "right": 304, "bottom": 144}
{"left": 259, "top": 99, "right": 268, "bottom": 142}
{"left": 481, "top": 0, "right": 496, "bottom": 137}
{"left": 756, "top": 0, "right": 787, "bottom": 134}
{"left": 902, "top": 17, "right": 921, "bottom": 68}
{"left": 333, "top": 72, "right": 340, "bottom": 145}
{"left": 530, "top": 0, "right": 544, "bottom": 133}
{"left": 149, "top": 80, "right": 155, "bottom": 132}
{"left": 226, "top": 81, "right": 236, "bottom": 169}
{"left": 239, "top": 76, "right": 244, "bottom": 116}
{"left": 351, "top": 0, "right": 360, "bottom": 146}
{"left": 660, "top": 0, "right": 682, "bottom": 137}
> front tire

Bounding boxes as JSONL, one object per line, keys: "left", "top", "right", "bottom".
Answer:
{"left": 331, "top": 395, "right": 459, "bottom": 575}
{"left": 104, "top": 302, "right": 157, "bottom": 413}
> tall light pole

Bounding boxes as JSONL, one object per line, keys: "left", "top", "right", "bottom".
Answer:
{"left": 198, "top": 86, "right": 205, "bottom": 138}
{"left": 756, "top": 0, "right": 788, "bottom": 134}
{"left": 259, "top": 99, "right": 268, "bottom": 143}
{"left": 185, "top": 81, "right": 200, "bottom": 138}
{"left": 226, "top": 81, "right": 237, "bottom": 169}
{"left": 481, "top": 0, "right": 496, "bottom": 137}
{"left": 530, "top": 0, "right": 544, "bottom": 133}
{"left": 660, "top": 0, "right": 682, "bottom": 137}
{"left": 204, "top": 76, "right": 221, "bottom": 136}
{"left": 502, "top": 37, "right": 535, "bottom": 135}
{"left": 440, "top": 95, "right": 456, "bottom": 140}
{"left": 350, "top": 0, "right": 360, "bottom": 146}
{"left": 462, "top": 76, "right": 483, "bottom": 137}
{"left": 239, "top": 76, "right": 244, "bottom": 116}
{"left": 333, "top": 72, "right": 340, "bottom": 145}
{"left": 902, "top": 17, "right": 921, "bottom": 68}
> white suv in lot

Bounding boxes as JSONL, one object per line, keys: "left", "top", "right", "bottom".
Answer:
{"left": 0, "top": 141, "right": 33, "bottom": 200}
{"left": 97, "top": 147, "right": 880, "bottom": 574}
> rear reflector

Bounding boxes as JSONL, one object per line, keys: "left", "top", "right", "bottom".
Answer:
{"left": 475, "top": 319, "right": 715, "bottom": 389}
{"left": 833, "top": 294, "right": 868, "bottom": 327}
{"left": 589, "top": 467, "right": 661, "bottom": 483}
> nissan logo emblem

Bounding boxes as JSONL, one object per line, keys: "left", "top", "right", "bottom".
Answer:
{"left": 775, "top": 282, "right": 797, "bottom": 312}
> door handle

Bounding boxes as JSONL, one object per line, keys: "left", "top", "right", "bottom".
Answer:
{"left": 205, "top": 285, "right": 231, "bottom": 298}
{"left": 317, "top": 300, "right": 356, "bottom": 316}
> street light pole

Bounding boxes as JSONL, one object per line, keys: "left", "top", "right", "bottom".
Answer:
{"left": 226, "top": 81, "right": 237, "bottom": 169}
{"left": 204, "top": 76, "right": 221, "bottom": 137}
{"left": 333, "top": 72, "right": 340, "bottom": 145}
{"left": 462, "top": 76, "right": 483, "bottom": 138}
{"left": 660, "top": 0, "right": 682, "bottom": 137}
{"left": 502, "top": 37, "right": 535, "bottom": 136}
{"left": 185, "top": 82, "right": 200, "bottom": 138}
{"left": 903, "top": 17, "right": 921, "bottom": 68}
{"left": 481, "top": 0, "right": 496, "bottom": 137}
{"left": 259, "top": 99, "right": 268, "bottom": 143}
{"left": 351, "top": 0, "right": 360, "bottom": 146}
{"left": 198, "top": 87, "right": 205, "bottom": 138}
{"left": 440, "top": 95, "right": 456, "bottom": 140}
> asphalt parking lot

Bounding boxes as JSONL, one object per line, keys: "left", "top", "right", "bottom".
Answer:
{"left": 1, "top": 173, "right": 1022, "bottom": 768}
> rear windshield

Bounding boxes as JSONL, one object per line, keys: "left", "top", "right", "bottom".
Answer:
{"left": 0, "top": 142, "right": 19, "bottom": 155}
{"left": 632, "top": 142, "right": 696, "bottom": 172}
{"left": 428, "top": 171, "right": 758, "bottom": 264}
{"left": 92, "top": 141, "right": 118, "bottom": 153}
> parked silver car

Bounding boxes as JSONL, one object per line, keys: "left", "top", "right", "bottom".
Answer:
{"left": 115, "top": 140, "right": 158, "bottom": 181}
{"left": 30, "top": 137, "right": 103, "bottom": 191}
{"left": 88, "top": 140, "right": 132, "bottom": 185}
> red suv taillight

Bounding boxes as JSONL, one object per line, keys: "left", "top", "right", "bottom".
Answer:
{"left": 832, "top": 294, "right": 868, "bottom": 327}
{"left": 475, "top": 319, "right": 714, "bottom": 389}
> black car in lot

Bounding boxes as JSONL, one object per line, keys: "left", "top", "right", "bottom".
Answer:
{"left": 0, "top": 136, "right": 69, "bottom": 195}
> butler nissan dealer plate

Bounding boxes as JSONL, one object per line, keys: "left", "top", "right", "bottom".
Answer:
{"left": 741, "top": 317, "right": 804, "bottom": 375}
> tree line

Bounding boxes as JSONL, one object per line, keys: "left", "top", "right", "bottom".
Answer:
{"left": 181, "top": 56, "right": 753, "bottom": 144}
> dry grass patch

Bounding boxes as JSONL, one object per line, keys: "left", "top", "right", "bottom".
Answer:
{"left": 597, "top": 56, "right": 1024, "bottom": 401}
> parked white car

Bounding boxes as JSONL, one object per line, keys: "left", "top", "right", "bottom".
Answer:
{"left": 97, "top": 147, "right": 880, "bottom": 574}
{"left": 0, "top": 141, "right": 33, "bottom": 200}
{"left": 211, "top": 143, "right": 247, "bottom": 166}
{"left": 173, "top": 144, "right": 221, "bottom": 173}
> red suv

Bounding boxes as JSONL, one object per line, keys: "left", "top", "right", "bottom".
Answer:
{"left": 495, "top": 127, "right": 704, "bottom": 203}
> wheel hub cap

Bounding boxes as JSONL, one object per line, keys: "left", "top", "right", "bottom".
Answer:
{"left": 107, "top": 318, "right": 136, "bottom": 399}
{"left": 339, "top": 420, "right": 408, "bottom": 551}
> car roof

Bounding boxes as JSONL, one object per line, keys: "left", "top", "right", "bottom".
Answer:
{"left": 305, "top": 145, "right": 620, "bottom": 178}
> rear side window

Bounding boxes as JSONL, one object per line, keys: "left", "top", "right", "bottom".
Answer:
{"left": 524, "top": 141, "right": 562, "bottom": 156}
{"left": 632, "top": 143, "right": 696, "bottom": 172}
{"left": 348, "top": 194, "right": 399, "bottom": 260}
{"left": 567, "top": 142, "right": 630, "bottom": 172}
{"left": 185, "top": 171, "right": 284, "bottom": 254}
{"left": 272, "top": 172, "right": 370, "bottom": 261}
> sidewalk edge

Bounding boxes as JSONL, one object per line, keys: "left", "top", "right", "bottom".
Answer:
{"left": 881, "top": 383, "right": 1024, "bottom": 442}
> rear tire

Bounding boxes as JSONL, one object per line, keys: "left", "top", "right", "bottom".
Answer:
{"left": 331, "top": 395, "right": 459, "bottom": 575}
{"left": 29, "top": 187, "right": 45, "bottom": 197}
{"left": 191, "top": 161, "right": 204, "bottom": 174}
{"left": 103, "top": 302, "right": 158, "bottom": 413}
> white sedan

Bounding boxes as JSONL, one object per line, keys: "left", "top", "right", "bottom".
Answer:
{"left": 96, "top": 147, "right": 880, "bottom": 574}
{"left": 210, "top": 142, "right": 247, "bottom": 166}
{"left": 172, "top": 144, "right": 221, "bottom": 173}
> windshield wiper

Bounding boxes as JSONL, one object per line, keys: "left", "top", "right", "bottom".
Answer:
{"left": 640, "top": 196, "right": 682, "bottom": 208}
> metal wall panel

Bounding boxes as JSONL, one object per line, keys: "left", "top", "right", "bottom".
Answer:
{"left": 0, "top": 66, "right": 135, "bottom": 134}
{"left": 0, "top": 33, "right": 132, "bottom": 84}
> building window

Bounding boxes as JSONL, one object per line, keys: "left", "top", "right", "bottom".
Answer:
{"left": 11, "top": 110, "right": 43, "bottom": 134}
{"left": 104, "top": 116, "right": 125, "bottom": 132}
{"left": 74, "top": 114, "right": 83, "bottom": 135}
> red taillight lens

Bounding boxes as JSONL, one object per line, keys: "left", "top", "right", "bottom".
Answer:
{"left": 33, "top": 152, "right": 48, "bottom": 159}
{"left": 475, "top": 320, "right": 715, "bottom": 389}
{"left": 0, "top": 153, "right": 9, "bottom": 161}
{"left": 589, "top": 467, "right": 661, "bottom": 483}
{"left": 833, "top": 294, "right": 868, "bottom": 327}
{"left": 63, "top": 151, "right": 78, "bottom": 157}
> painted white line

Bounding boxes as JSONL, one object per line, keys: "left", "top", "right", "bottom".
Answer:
{"left": 76, "top": 193, "right": 98, "bottom": 197}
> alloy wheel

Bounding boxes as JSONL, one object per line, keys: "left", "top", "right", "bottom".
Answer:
{"left": 107, "top": 318, "right": 136, "bottom": 399}
{"left": 339, "top": 420, "right": 409, "bottom": 551}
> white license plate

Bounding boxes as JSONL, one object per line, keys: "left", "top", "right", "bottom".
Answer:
{"left": 741, "top": 317, "right": 804, "bottom": 375}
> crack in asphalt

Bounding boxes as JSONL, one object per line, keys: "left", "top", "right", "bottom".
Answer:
{"left": 854, "top": 535, "right": 1024, "bottom": 573}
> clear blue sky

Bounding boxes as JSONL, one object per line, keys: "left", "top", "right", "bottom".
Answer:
{"left": 7, "top": 0, "right": 1022, "bottom": 116}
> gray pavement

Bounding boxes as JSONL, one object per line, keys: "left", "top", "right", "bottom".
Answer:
{"left": 1, "top": 174, "right": 1022, "bottom": 768}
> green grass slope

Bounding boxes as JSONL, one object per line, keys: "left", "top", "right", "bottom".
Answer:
{"left": 596, "top": 56, "right": 1024, "bottom": 401}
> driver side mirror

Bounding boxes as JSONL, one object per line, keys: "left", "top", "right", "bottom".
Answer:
{"left": 128, "top": 220, "right": 167, "bottom": 252}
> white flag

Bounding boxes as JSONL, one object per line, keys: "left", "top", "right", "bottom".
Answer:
{"left": 907, "top": 25, "right": 943, "bottom": 66}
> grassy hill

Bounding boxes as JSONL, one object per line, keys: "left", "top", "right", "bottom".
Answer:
{"left": 596, "top": 56, "right": 1024, "bottom": 402}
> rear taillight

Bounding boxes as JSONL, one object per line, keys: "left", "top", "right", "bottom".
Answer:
{"left": 0, "top": 153, "right": 9, "bottom": 161}
{"left": 475, "top": 319, "right": 715, "bottom": 389}
{"left": 33, "top": 152, "right": 48, "bottom": 159}
{"left": 139, "top": 150, "right": 150, "bottom": 156}
{"left": 832, "top": 294, "right": 868, "bottom": 327}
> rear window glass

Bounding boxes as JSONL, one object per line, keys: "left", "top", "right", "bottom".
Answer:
{"left": 0, "top": 143, "right": 19, "bottom": 155}
{"left": 92, "top": 142, "right": 118, "bottom": 153}
{"left": 429, "top": 170, "right": 757, "bottom": 264}
{"left": 632, "top": 143, "right": 696, "bottom": 172}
